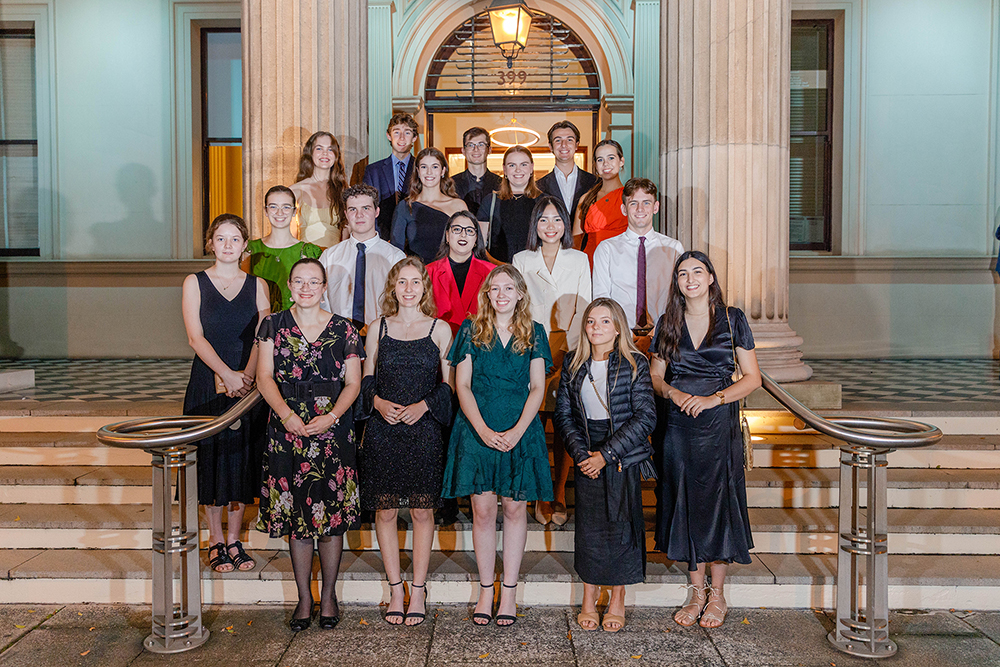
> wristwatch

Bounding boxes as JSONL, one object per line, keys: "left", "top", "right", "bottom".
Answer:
{"left": 715, "top": 391, "right": 726, "bottom": 405}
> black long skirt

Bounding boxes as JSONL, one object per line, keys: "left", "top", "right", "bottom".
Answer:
{"left": 573, "top": 419, "right": 646, "bottom": 586}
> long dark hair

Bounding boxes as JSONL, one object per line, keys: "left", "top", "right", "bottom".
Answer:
{"left": 434, "top": 210, "right": 486, "bottom": 261}
{"left": 656, "top": 250, "right": 727, "bottom": 361}
{"left": 577, "top": 139, "right": 624, "bottom": 226}
{"left": 295, "top": 131, "right": 348, "bottom": 226}
{"left": 406, "top": 147, "right": 459, "bottom": 202}
{"left": 525, "top": 195, "right": 572, "bottom": 251}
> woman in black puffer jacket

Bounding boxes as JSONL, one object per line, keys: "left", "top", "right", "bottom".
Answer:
{"left": 554, "top": 297, "right": 656, "bottom": 633}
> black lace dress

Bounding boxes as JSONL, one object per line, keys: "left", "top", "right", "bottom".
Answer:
{"left": 358, "top": 318, "right": 454, "bottom": 510}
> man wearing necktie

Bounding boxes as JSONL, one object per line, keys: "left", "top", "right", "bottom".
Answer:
{"left": 363, "top": 113, "right": 418, "bottom": 241}
{"left": 592, "top": 178, "right": 684, "bottom": 354}
{"left": 319, "top": 184, "right": 406, "bottom": 337}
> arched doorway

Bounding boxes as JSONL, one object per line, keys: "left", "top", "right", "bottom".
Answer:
{"left": 422, "top": 10, "right": 603, "bottom": 179}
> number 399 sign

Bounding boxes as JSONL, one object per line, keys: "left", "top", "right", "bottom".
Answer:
{"left": 496, "top": 70, "right": 528, "bottom": 86}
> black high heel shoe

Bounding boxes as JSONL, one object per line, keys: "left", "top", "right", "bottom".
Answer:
{"left": 495, "top": 582, "right": 518, "bottom": 627}
{"left": 289, "top": 603, "right": 313, "bottom": 632}
{"left": 384, "top": 580, "right": 405, "bottom": 625}
{"left": 319, "top": 596, "right": 340, "bottom": 630}
{"left": 404, "top": 583, "right": 426, "bottom": 626}
{"left": 473, "top": 581, "right": 495, "bottom": 626}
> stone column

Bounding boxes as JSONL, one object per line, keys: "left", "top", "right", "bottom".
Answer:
{"left": 661, "top": 0, "right": 812, "bottom": 381}
{"left": 632, "top": 0, "right": 661, "bottom": 185}
{"left": 367, "top": 0, "right": 393, "bottom": 164}
{"left": 243, "top": 0, "right": 368, "bottom": 238}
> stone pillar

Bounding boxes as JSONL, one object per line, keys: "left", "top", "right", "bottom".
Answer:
{"left": 367, "top": 0, "right": 393, "bottom": 165}
{"left": 661, "top": 0, "right": 812, "bottom": 381}
{"left": 632, "top": 0, "right": 660, "bottom": 186}
{"left": 243, "top": 0, "right": 368, "bottom": 238}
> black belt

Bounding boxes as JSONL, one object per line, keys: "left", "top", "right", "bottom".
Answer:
{"left": 279, "top": 381, "right": 340, "bottom": 402}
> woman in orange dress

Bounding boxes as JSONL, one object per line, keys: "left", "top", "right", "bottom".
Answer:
{"left": 573, "top": 139, "right": 627, "bottom": 267}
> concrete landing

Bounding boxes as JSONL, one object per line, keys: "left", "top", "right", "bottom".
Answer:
{"left": 0, "top": 603, "right": 998, "bottom": 666}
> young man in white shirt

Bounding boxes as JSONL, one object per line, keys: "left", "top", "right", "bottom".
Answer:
{"left": 319, "top": 184, "right": 406, "bottom": 334}
{"left": 592, "top": 178, "right": 684, "bottom": 343}
{"left": 537, "top": 121, "right": 598, "bottom": 222}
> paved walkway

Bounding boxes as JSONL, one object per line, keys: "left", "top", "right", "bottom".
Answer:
{"left": 1, "top": 604, "right": 998, "bottom": 666}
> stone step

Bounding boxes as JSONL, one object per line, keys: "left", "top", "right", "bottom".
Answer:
{"left": 0, "top": 548, "right": 997, "bottom": 610}
{"left": 2, "top": 432, "right": 999, "bottom": 469}
{"left": 3, "top": 503, "right": 999, "bottom": 555}
{"left": 2, "top": 465, "right": 998, "bottom": 508}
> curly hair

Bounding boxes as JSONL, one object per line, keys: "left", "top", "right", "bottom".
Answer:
{"left": 471, "top": 265, "right": 535, "bottom": 355}
{"left": 295, "top": 131, "right": 348, "bottom": 228}
{"left": 379, "top": 257, "right": 437, "bottom": 318}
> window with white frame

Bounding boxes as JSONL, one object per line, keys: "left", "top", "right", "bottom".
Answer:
{"left": 0, "top": 24, "right": 38, "bottom": 256}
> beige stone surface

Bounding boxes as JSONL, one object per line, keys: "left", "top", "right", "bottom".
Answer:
{"left": 662, "top": 0, "right": 811, "bottom": 381}
{"left": 242, "top": 0, "right": 368, "bottom": 237}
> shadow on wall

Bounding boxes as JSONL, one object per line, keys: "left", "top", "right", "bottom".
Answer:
{"left": 993, "top": 206, "right": 1000, "bottom": 359}
{"left": 1, "top": 188, "right": 71, "bottom": 358}
{"left": 66, "top": 163, "right": 169, "bottom": 259}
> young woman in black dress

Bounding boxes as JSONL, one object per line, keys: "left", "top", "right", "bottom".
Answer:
{"left": 554, "top": 298, "right": 655, "bottom": 632}
{"left": 181, "top": 214, "right": 270, "bottom": 573}
{"left": 390, "top": 147, "right": 468, "bottom": 264}
{"left": 256, "top": 258, "right": 364, "bottom": 632}
{"left": 650, "top": 251, "right": 762, "bottom": 628}
{"left": 477, "top": 146, "right": 542, "bottom": 263}
{"left": 359, "top": 257, "right": 454, "bottom": 625}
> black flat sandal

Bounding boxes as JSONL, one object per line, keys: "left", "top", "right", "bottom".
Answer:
{"left": 405, "top": 583, "right": 426, "bottom": 626}
{"left": 208, "top": 542, "right": 234, "bottom": 573}
{"left": 495, "top": 582, "right": 518, "bottom": 627}
{"left": 227, "top": 541, "right": 255, "bottom": 571}
{"left": 473, "top": 581, "right": 495, "bottom": 626}
{"left": 384, "top": 580, "right": 405, "bottom": 625}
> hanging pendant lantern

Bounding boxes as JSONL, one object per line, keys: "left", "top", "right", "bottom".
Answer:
{"left": 487, "top": 0, "right": 533, "bottom": 69}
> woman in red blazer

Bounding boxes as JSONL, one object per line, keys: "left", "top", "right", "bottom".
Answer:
{"left": 427, "top": 211, "right": 495, "bottom": 336}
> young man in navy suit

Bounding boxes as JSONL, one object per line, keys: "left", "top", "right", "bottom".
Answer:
{"left": 363, "top": 113, "right": 418, "bottom": 240}
{"left": 536, "top": 120, "right": 599, "bottom": 223}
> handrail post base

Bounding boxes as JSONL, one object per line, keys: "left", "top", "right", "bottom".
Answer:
{"left": 146, "top": 445, "right": 208, "bottom": 654}
{"left": 827, "top": 631, "right": 897, "bottom": 659}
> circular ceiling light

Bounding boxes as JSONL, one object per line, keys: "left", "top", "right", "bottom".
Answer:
{"left": 488, "top": 123, "right": 541, "bottom": 148}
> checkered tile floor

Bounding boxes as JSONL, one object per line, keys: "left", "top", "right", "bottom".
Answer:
{"left": 0, "top": 357, "right": 998, "bottom": 404}
{"left": 807, "top": 358, "right": 1000, "bottom": 403}
{"left": 0, "top": 358, "right": 190, "bottom": 402}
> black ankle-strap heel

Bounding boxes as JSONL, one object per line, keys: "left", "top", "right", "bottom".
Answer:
{"left": 473, "top": 581, "right": 495, "bottom": 626}
{"left": 495, "top": 582, "right": 518, "bottom": 628}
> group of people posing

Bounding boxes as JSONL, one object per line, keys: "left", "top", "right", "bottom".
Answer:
{"left": 182, "top": 115, "right": 762, "bottom": 637}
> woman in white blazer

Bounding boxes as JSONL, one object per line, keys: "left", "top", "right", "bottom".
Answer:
{"left": 512, "top": 195, "right": 592, "bottom": 526}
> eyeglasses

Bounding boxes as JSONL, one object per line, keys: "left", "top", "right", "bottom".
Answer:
{"left": 449, "top": 225, "right": 478, "bottom": 237}
{"left": 464, "top": 142, "right": 488, "bottom": 150}
{"left": 266, "top": 204, "right": 294, "bottom": 214}
{"left": 290, "top": 279, "right": 323, "bottom": 288}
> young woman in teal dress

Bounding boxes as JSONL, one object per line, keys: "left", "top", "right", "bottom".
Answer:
{"left": 442, "top": 264, "right": 553, "bottom": 627}
{"left": 246, "top": 186, "right": 322, "bottom": 312}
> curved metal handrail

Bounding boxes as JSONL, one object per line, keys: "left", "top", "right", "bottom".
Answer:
{"left": 97, "top": 390, "right": 262, "bottom": 450}
{"left": 759, "top": 372, "right": 942, "bottom": 449}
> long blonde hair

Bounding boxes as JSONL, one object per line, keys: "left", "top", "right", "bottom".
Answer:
{"left": 568, "top": 298, "right": 641, "bottom": 380}
{"left": 379, "top": 257, "right": 437, "bottom": 318}
{"left": 471, "top": 265, "right": 535, "bottom": 354}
